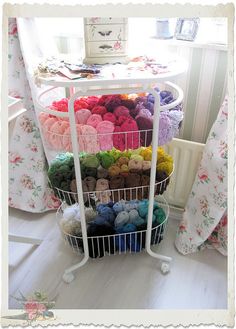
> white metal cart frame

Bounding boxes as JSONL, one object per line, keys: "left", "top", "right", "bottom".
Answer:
{"left": 36, "top": 68, "right": 184, "bottom": 283}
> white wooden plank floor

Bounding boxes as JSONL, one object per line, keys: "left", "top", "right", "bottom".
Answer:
{"left": 8, "top": 207, "right": 227, "bottom": 309}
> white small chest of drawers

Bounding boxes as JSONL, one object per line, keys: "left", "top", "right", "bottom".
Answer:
{"left": 83, "top": 17, "right": 128, "bottom": 64}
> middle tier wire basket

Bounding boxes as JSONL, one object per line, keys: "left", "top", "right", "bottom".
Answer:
{"left": 49, "top": 166, "right": 173, "bottom": 208}
{"left": 57, "top": 195, "right": 169, "bottom": 258}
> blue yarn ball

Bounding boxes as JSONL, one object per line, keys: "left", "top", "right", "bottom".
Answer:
{"left": 99, "top": 207, "right": 116, "bottom": 224}
{"left": 115, "top": 211, "right": 130, "bottom": 228}
{"left": 113, "top": 202, "right": 125, "bottom": 214}
{"left": 128, "top": 209, "right": 139, "bottom": 222}
{"left": 93, "top": 215, "right": 108, "bottom": 225}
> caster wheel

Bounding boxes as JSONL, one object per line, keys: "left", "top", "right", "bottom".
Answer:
{"left": 63, "top": 272, "right": 75, "bottom": 283}
{"left": 161, "top": 262, "right": 170, "bottom": 274}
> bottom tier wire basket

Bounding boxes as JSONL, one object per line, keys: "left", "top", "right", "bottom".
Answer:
{"left": 57, "top": 195, "right": 169, "bottom": 258}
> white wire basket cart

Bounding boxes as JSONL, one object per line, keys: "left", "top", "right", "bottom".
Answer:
{"left": 35, "top": 65, "right": 185, "bottom": 283}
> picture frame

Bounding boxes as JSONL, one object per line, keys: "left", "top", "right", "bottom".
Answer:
{"left": 175, "top": 18, "right": 200, "bottom": 41}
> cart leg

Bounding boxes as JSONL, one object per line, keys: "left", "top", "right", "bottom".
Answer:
{"left": 63, "top": 255, "right": 89, "bottom": 283}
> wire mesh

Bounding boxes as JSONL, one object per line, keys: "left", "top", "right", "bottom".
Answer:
{"left": 57, "top": 195, "right": 169, "bottom": 258}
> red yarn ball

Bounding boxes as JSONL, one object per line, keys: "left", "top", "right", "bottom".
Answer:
{"left": 91, "top": 105, "right": 107, "bottom": 116}
{"left": 52, "top": 98, "right": 68, "bottom": 112}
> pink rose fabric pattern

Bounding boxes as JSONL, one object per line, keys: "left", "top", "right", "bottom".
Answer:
{"left": 175, "top": 97, "right": 228, "bottom": 256}
{"left": 9, "top": 112, "right": 61, "bottom": 212}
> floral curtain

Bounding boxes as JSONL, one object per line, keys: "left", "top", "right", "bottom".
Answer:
{"left": 8, "top": 18, "right": 60, "bottom": 212}
{"left": 175, "top": 97, "right": 228, "bottom": 256}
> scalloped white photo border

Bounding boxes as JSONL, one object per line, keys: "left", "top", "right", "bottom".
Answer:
{"left": 1, "top": 0, "right": 235, "bottom": 327}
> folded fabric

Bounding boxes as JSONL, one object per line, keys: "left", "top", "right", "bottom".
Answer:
{"left": 49, "top": 120, "right": 70, "bottom": 150}
{"left": 86, "top": 114, "right": 103, "bottom": 128}
{"left": 96, "top": 120, "right": 114, "bottom": 151}
{"left": 113, "top": 125, "right": 125, "bottom": 151}
{"left": 97, "top": 165, "right": 109, "bottom": 179}
{"left": 103, "top": 112, "right": 116, "bottom": 124}
{"left": 75, "top": 109, "right": 91, "bottom": 124}
{"left": 120, "top": 118, "right": 139, "bottom": 150}
{"left": 91, "top": 105, "right": 107, "bottom": 116}
{"left": 109, "top": 175, "right": 125, "bottom": 202}
{"left": 135, "top": 115, "right": 153, "bottom": 147}
{"left": 128, "top": 158, "right": 143, "bottom": 173}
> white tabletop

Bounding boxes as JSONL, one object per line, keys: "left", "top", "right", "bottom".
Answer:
{"left": 37, "top": 58, "right": 188, "bottom": 88}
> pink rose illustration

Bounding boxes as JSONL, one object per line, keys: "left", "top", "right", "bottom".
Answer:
{"left": 24, "top": 301, "right": 46, "bottom": 320}
{"left": 9, "top": 153, "right": 22, "bottom": 164}
{"left": 198, "top": 168, "right": 209, "bottom": 183}
{"left": 113, "top": 41, "right": 122, "bottom": 50}
{"left": 9, "top": 21, "right": 18, "bottom": 36}
{"left": 21, "top": 174, "right": 34, "bottom": 189}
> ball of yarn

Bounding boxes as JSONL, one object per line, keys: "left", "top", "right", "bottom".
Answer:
{"left": 123, "top": 200, "right": 139, "bottom": 211}
{"left": 86, "top": 114, "right": 103, "bottom": 128}
{"left": 113, "top": 106, "right": 130, "bottom": 118}
{"left": 98, "top": 207, "right": 116, "bottom": 224}
{"left": 157, "top": 161, "right": 173, "bottom": 176}
{"left": 113, "top": 200, "right": 125, "bottom": 214}
{"left": 63, "top": 206, "right": 78, "bottom": 220}
{"left": 97, "top": 165, "right": 109, "bottom": 179}
{"left": 120, "top": 164, "right": 129, "bottom": 176}
{"left": 145, "top": 213, "right": 157, "bottom": 223}
{"left": 82, "top": 154, "right": 100, "bottom": 168}
{"left": 97, "top": 152, "right": 115, "bottom": 169}
{"left": 103, "top": 112, "right": 116, "bottom": 124}
{"left": 132, "top": 216, "right": 145, "bottom": 227}
{"left": 128, "top": 209, "right": 140, "bottom": 222}
{"left": 114, "top": 211, "right": 130, "bottom": 228}
{"left": 108, "top": 164, "right": 121, "bottom": 177}
{"left": 120, "top": 99, "right": 135, "bottom": 110}
{"left": 91, "top": 105, "right": 107, "bottom": 116}
{"left": 85, "top": 207, "right": 97, "bottom": 222}
{"left": 153, "top": 207, "right": 166, "bottom": 224}
{"left": 116, "top": 156, "right": 129, "bottom": 166}
{"left": 116, "top": 223, "right": 137, "bottom": 234}
{"left": 104, "top": 95, "right": 122, "bottom": 112}
{"left": 138, "top": 200, "right": 149, "bottom": 218}
{"left": 75, "top": 109, "right": 91, "bottom": 124}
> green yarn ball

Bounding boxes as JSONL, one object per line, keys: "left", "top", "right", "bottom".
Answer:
{"left": 153, "top": 207, "right": 166, "bottom": 224}
{"left": 82, "top": 154, "right": 100, "bottom": 168}
{"left": 97, "top": 152, "right": 115, "bottom": 169}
